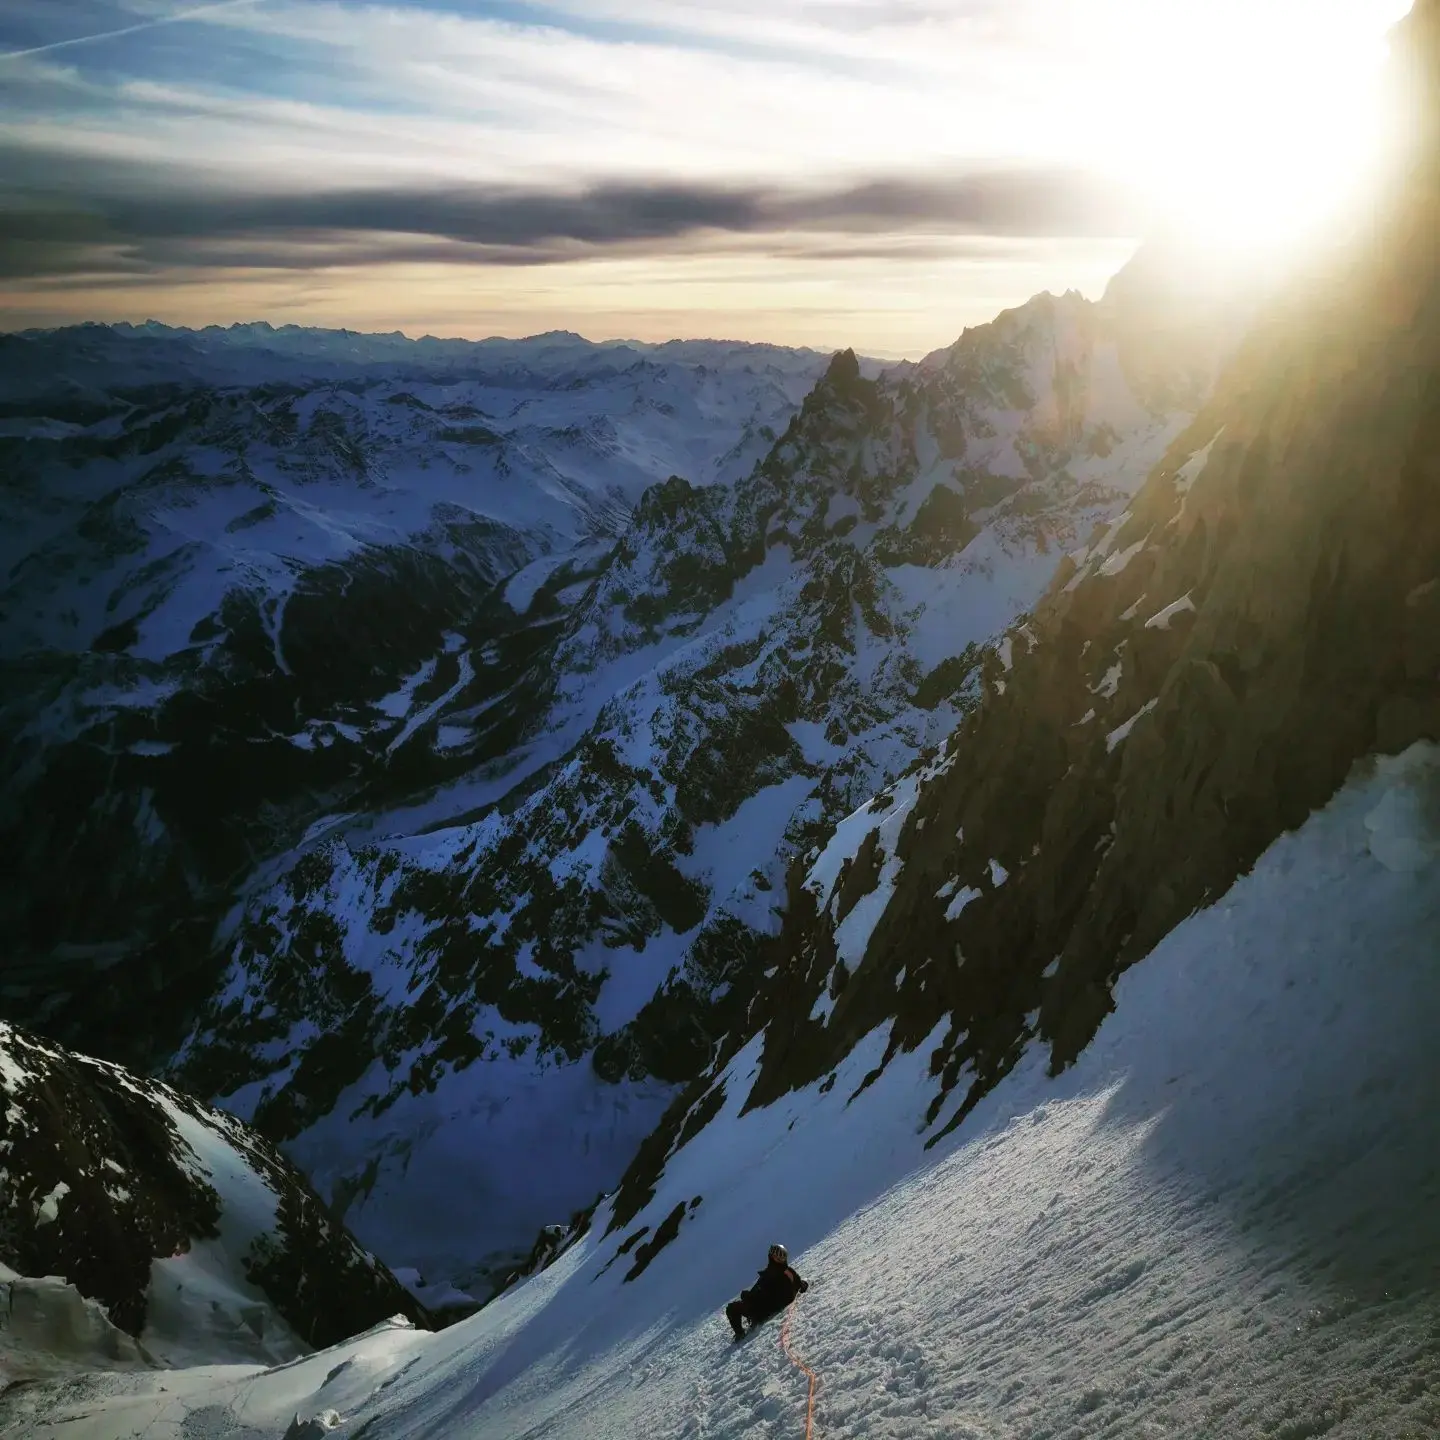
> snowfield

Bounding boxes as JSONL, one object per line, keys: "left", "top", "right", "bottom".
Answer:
{"left": 8, "top": 745, "right": 1438, "bottom": 1437}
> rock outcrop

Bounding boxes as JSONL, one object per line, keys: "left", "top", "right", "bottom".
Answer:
{"left": 0, "top": 1022, "right": 429, "bottom": 1358}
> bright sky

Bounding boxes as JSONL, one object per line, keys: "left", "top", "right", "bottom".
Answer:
{"left": 0, "top": 0, "right": 1413, "bottom": 356}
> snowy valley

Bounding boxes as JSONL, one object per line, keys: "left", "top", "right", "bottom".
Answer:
{"left": 4, "top": 0, "right": 1440, "bottom": 1430}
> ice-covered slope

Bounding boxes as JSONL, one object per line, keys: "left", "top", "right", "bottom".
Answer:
{"left": 0, "top": 1021, "right": 428, "bottom": 1379}
{"left": 7, "top": 746, "right": 1438, "bottom": 1436}
{"left": 165, "top": 272, "right": 1227, "bottom": 1300}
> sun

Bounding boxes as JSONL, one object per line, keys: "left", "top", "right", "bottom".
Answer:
{"left": 1075, "top": 0, "right": 1413, "bottom": 258}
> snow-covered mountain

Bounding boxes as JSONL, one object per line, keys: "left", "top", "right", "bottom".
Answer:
{"left": 0, "top": 329, "right": 830, "bottom": 1072}
{"left": 0, "top": 1021, "right": 427, "bottom": 1386}
{"left": 1, "top": 270, "right": 1233, "bottom": 1304}
{"left": 150, "top": 263, "right": 1233, "bottom": 1300}
{"left": 502, "top": 0, "right": 1440, "bottom": 1354}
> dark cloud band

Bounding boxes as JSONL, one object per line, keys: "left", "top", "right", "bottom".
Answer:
{"left": 0, "top": 142, "right": 1144, "bottom": 280}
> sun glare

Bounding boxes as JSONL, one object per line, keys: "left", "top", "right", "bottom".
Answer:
{"left": 1078, "top": 0, "right": 1413, "bottom": 258}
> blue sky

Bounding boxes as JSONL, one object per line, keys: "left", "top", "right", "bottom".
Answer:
{"left": 0, "top": 1, "right": 1409, "bottom": 353}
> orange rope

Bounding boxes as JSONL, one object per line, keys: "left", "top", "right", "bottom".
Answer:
{"left": 779, "top": 1294, "right": 818, "bottom": 1440}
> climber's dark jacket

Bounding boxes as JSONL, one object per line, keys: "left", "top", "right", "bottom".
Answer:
{"left": 737, "top": 1258, "right": 808, "bottom": 1323}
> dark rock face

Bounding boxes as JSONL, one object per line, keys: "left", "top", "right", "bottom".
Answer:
{"left": 602, "top": 0, "right": 1440, "bottom": 1226}
{"left": 0, "top": 1022, "right": 428, "bottom": 1347}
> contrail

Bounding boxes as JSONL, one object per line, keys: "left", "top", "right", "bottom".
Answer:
{"left": 0, "top": 0, "right": 260, "bottom": 62}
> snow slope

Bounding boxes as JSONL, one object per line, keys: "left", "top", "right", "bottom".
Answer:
{"left": 8, "top": 745, "right": 1436, "bottom": 1436}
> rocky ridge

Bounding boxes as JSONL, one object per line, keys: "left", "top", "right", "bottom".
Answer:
{"left": 589, "top": 0, "right": 1440, "bottom": 1268}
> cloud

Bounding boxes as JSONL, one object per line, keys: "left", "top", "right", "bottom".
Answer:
{"left": 0, "top": 2, "right": 1089, "bottom": 190}
{"left": 0, "top": 144, "right": 1144, "bottom": 280}
{"left": 0, "top": 0, "right": 1402, "bottom": 353}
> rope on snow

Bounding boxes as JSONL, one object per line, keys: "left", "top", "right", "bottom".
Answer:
{"left": 779, "top": 1294, "right": 818, "bottom": 1440}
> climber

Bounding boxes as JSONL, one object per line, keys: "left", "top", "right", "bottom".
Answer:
{"left": 725, "top": 1242, "right": 809, "bottom": 1340}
